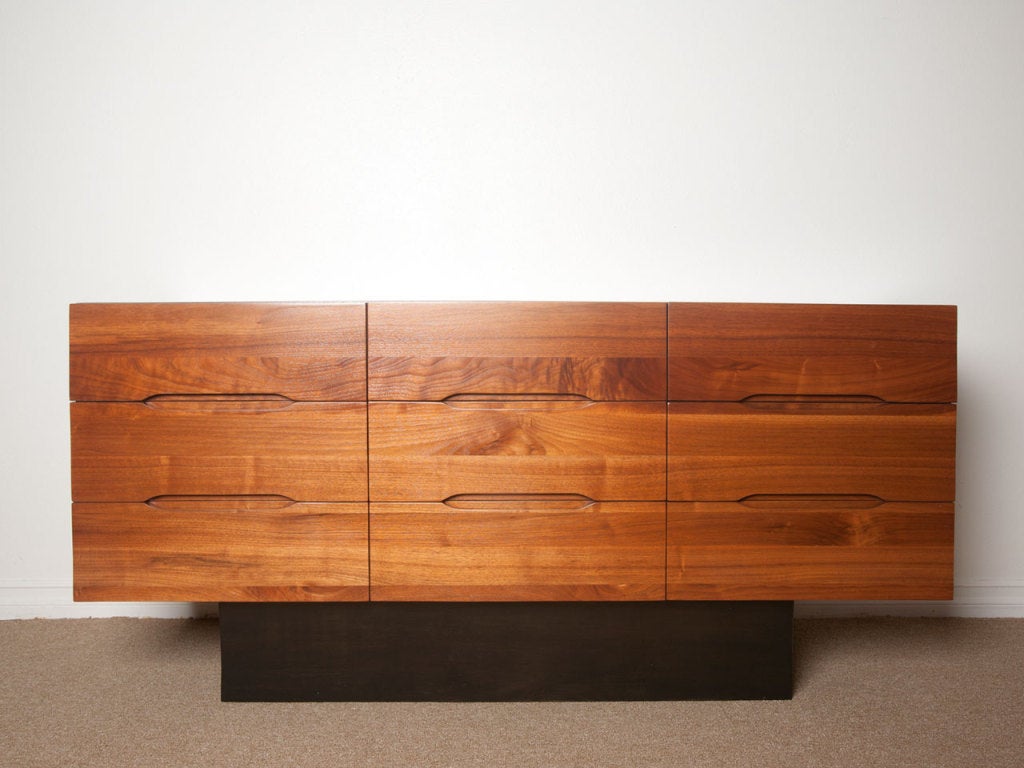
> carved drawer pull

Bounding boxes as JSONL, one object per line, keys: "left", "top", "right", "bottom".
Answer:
{"left": 143, "top": 394, "right": 296, "bottom": 412}
{"left": 738, "top": 494, "right": 886, "bottom": 509}
{"left": 145, "top": 495, "right": 298, "bottom": 511}
{"left": 442, "top": 494, "right": 596, "bottom": 511}
{"left": 441, "top": 393, "right": 595, "bottom": 411}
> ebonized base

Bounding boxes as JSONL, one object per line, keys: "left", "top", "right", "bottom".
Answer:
{"left": 220, "top": 601, "right": 793, "bottom": 702}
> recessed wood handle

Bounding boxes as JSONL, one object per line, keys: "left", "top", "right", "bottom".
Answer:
{"left": 143, "top": 394, "right": 296, "bottom": 412}
{"left": 145, "top": 495, "right": 297, "bottom": 511}
{"left": 737, "top": 494, "right": 885, "bottom": 509}
{"left": 442, "top": 494, "right": 596, "bottom": 510}
{"left": 739, "top": 394, "right": 888, "bottom": 410}
{"left": 441, "top": 394, "right": 595, "bottom": 411}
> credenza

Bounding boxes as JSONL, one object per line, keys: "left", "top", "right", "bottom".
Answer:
{"left": 70, "top": 302, "right": 956, "bottom": 700}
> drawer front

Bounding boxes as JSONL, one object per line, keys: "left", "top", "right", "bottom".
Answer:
{"left": 667, "top": 500, "right": 953, "bottom": 600}
{"left": 369, "top": 401, "right": 666, "bottom": 501}
{"left": 367, "top": 302, "right": 667, "bottom": 401}
{"left": 73, "top": 500, "right": 368, "bottom": 601}
{"left": 70, "top": 302, "right": 366, "bottom": 402}
{"left": 668, "top": 303, "right": 957, "bottom": 402}
{"left": 668, "top": 402, "right": 955, "bottom": 501}
{"left": 71, "top": 400, "right": 368, "bottom": 502}
{"left": 370, "top": 500, "right": 665, "bottom": 601}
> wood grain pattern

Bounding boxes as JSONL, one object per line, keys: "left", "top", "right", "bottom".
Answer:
{"left": 68, "top": 300, "right": 959, "bottom": 605}
{"left": 367, "top": 302, "right": 667, "bottom": 400}
{"left": 370, "top": 501, "right": 665, "bottom": 601}
{"left": 73, "top": 501, "right": 368, "bottom": 601}
{"left": 70, "top": 303, "right": 366, "bottom": 401}
{"left": 71, "top": 401, "right": 368, "bottom": 501}
{"left": 668, "top": 402, "right": 956, "bottom": 501}
{"left": 667, "top": 501, "right": 953, "bottom": 599}
{"left": 668, "top": 303, "right": 957, "bottom": 402}
{"left": 369, "top": 401, "right": 666, "bottom": 501}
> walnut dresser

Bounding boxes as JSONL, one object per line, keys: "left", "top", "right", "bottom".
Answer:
{"left": 70, "top": 302, "right": 956, "bottom": 700}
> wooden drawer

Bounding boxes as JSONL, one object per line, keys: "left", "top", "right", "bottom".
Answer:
{"left": 369, "top": 401, "right": 666, "bottom": 501}
{"left": 668, "top": 402, "right": 956, "bottom": 501}
{"left": 73, "top": 500, "right": 368, "bottom": 601}
{"left": 367, "top": 302, "right": 667, "bottom": 401}
{"left": 668, "top": 303, "right": 957, "bottom": 402}
{"left": 667, "top": 500, "right": 953, "bottom": 600}
{"left": 70, "top": 302, "right": 366, "bottom": 402}
{"left": 71, "top": 400, "right": 367, "bottom": 502}
{"left": 370, "top": 500, "right": 665, "bottom": 601}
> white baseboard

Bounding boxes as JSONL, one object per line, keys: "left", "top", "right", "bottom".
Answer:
{"left": 2, "top": 580, "right": 1023, "bottom": 620}
{"left": 796, "top": 583, "right": 1024, "bottom": 618}
{"left": 0, "top": 581, "right": 216, "bottom": 619}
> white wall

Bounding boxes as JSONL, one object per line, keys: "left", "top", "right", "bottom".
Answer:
{"left": 2, "top": 0, "right": 1022, "bottom": 618}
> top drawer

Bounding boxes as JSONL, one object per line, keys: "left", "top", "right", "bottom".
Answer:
{"left": 367, "top": 302, "right": 667, "bottom": 401}
{"left": 70, "top": 303, "right": 366, "bottom": 402}
{"left": 669, "top": 304, "right": 957, "bottom": 403}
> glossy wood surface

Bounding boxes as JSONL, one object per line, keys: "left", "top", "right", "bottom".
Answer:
{"left": 668, "top": 303, "right": 957, "bottom": 402}
{"left": 667, "top": 500, "right": 953, "bottom": 600}
{"left": 367, "top": 302, "right": 667, "bottom": 400}
{"left": 73, "top": 500, "right": 368, "bottom": 601}
{"left": 369, "top": 401, "right": 666, "bottom": 501}
{"left": 370, "top": 501, "right": 665, "bottom": 601}
{"left": 69, "top": 300, "right": 958, "bottom": 605}
{"left": 71, "top": 400, "right": 367, "bottom": 501}
{"left": 70, "top": 303, "right": 366, "bottom": 401}
{"left": 668, "top": 402, "right": 956, "bottom": 501}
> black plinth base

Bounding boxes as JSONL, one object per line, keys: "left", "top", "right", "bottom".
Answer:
{"left": 219, "top": 601, "right": 793, "bottom": 702}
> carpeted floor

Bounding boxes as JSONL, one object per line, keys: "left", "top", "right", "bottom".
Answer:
{"left": 1, "top": 617, "right": 1022, "bottom": 767}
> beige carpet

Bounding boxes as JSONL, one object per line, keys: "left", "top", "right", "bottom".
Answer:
{"left": 2, "top": 617, "right": 1022, "bottom": 767}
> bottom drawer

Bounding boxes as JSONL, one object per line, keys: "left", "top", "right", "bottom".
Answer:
{"left": 667, "top": 500, "right": 953, "bottom": 600}
{"left": 370, "top": 500, "right": 665, "bottom": 601}
{"left": 73, "top": 500, "right": 369, "bottom": 602}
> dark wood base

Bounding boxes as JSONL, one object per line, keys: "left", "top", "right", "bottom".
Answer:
{"left": 219, "top": 601, "right": 793, "bottom": 702}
